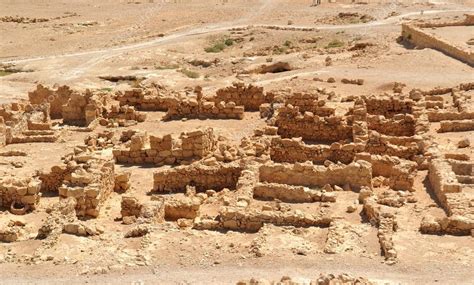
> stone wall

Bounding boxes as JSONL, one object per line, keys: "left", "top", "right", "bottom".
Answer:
{"left": 270, "top": 137, "right": 362, "bottom": 164}
{"left": 284, "top": 93, "right": 335, "bottom": 116}
{"left": 114, "top": 128, "right": 216, "bottom": 165}
{"left": 0, "top": 117, "right": 6, "bottom": 147}
{"left": 438, "top": 119, "right": 474, "bottom": 133}
{"left": 426, "top": 159, "right": 474, "bottom": 235}
{"left": 28, "top": 84, "right": 73, "bottom": 119}
{"left": 401, "top": 22, "right": 474, "bottom": 66}
{"left": 116, "top": 88, "right": 172, "bottom": 111}
{"left": 254, "top": 182, "right": 336, "bottom": 203}
{"left": 62, "top": 90, "right": 102, "bottom": 126}
{"left": 194, "top": 207, "right": 332, "bottom": 232}
{"left": 0, "top": 103, "right": 58, "bottom": 144}
{"left": 365, "top": 131, "right": 423, "bottom": 161}
{"left": 153, "top": 162, "right": 243, "bottom": 193}
{"left": 121, "top": 196, "right": 165, "bottom": 223}
{"left": 275, "top": 105, "right": 353, "bottom": 143}
{"left": 164, "top": 97, "right": 244, "bottom": 120}
{"left": 367, "top": 114, "right": 416, "bottom": 137}
{"left": 356, "top": 153, "right": 417, "bottom": 191}
{"left": 364, "top": 97, "right": 414, "bottom": 117}
{"left": 0, "top": 176, "right": 41, "bottom": 210}
{"left": 427, "top": 111, "right": 474, "bottom": 122}
{"left": 259, "top": 161, "right": 372, "bottom": 191}
{"left": 58, "top": 156, "right": 115, "bottom": 218}
{"left": 213, "top": 83, "right": 272, "bottom": 111}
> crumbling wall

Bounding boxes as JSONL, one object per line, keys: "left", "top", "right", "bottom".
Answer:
{"left": 213, "top": 83, "right": 272, "bottom": 111}
{"left": 116, "top": 88, "right": 172, "bottom": 111}
{"left": 275, "top": 105, "right": 353, "bottom": 143}
{"left": 165, "top": 98, "right": 244, "bottom": 120}
{"left": 194, "top": 207, "right": 332, "bottom": 232}
{"left": 364, "top": 97, "right": 414, "bottom": 117}
{"left": 58, "top": 156, "right": 115, "bottom": 217}
{"left": 254, "top": 182, "right": 336, "bottom": 203}
{"left": 0, "top": 117, "right": 6, "bottom": 147}
{"left": 365, "top": 131, "right": 423, "bottom": 161}
{"left": 367, "top": 114, "right": 416, "bottom": 137}
{"left": 62, "top": 90, "right": 102, "bottom": 126}
{"left": 102, "top": 104, "right": 147, "bottom": 126}
{"left": 121, "top": 196, "right": 165, "bottom": 223}
{"left": 427, "top": 111, "right": 474, "bottom": 122}
{"left": 438, "top": 119, "right": 474, "bottom": 133}
{"left": 425, "top": 159, "right": 474, "bottom": 235}
{"left": 153, "top": 162, "right": 242, "bottom": 193}
{"left": 0, "top": 103, "right": 58, "bottom": 144}
{"left": 114, "top": 128, "right": 217, "bottom": 165}
{"left": 284, "top": 93, "right": 335, "bottom": 116}
{"left": 28, "top": 84, "right": 73, "bottom": 119}
{"left": 259, "top": 161, "right": 372, "bottom": 191}
{"left": 356, "top": 153, "right": 417, "bottom": 191}
{"left": 0, "top": 177, "right": 41, "bottom": 210}
{"left": 270, "top": 137, "right": 361, "bottom": 164}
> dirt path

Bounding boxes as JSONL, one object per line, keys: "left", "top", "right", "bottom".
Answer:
{"left": 3, "top": 8, "right": 472, "bottom": 67}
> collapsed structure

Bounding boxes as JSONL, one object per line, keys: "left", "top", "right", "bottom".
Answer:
{"left": 0, "top": 79, "right": 473, "bottom": 266}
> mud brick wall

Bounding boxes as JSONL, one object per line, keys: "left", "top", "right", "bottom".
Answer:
{"left": 259, "top": 161, "right": 372, "bottom": 191}
{"left": 153, "top": 162, "right": 243, "bottom": 193}
{"left": 367, "top": 114, "right": 416, "bottom": 137}
{"left": 0, "top": 177, "right": 41, "bottom": 210}
{"left": 116, "top": 88, "right": 172, "bottom": 111}
{"left": 356, "top": 153, "right": 417, "bottom": 191}
{"left": 364, "top": 97, "right": 414, "bottom": 117}
{"left": 284, "top": 93, "right": 335, "bottom": 116}
{"left": 114, "top": 128, "right": 216, "bottom": 165}
{"left": 275, "top": 105, "right": 353, "bottom": 143}
{"left": 213, "top": 83, "right": 272, "bottom": 111}
{"left": 59, "top": 158, "right": 115, "bottom": 218}
{"left": 270, "top": 137, "right": 362, "bottom": 164}
{"left": 28, "top": 84, "right": 73, "bottom": 119}
{"left": 165, "top": 98, "right": 244, "bottom": 120}
{"left": 438, "top": 119, "right": 474, "bottom": 133}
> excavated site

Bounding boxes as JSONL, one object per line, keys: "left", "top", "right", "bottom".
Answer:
{"left": 0, "top": 0, "right": 473, "bottom": 284}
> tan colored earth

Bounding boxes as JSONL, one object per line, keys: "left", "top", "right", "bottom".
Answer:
{"left": 0, "top": 1, "right": 474, "bottom": 284}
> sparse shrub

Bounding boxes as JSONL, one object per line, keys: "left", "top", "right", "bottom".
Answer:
{"left": 205, "top": 42, "right": 226, "bottom": 53}
{"left": 224, "top": 39, "right": 234, "bottom": 46}
{"left": 325, "top": 39, "right": 345, "bottom": 49}
{"left": 179, "top": 69, "right": 200, "bottom": 79}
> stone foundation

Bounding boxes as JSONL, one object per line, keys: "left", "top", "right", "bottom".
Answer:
{"left": 113, "top": 128, "right": 216, "bottom": 165}
{"left": 259, "top": 161, "right": 372, "bottom": 191}
{"left": 153, "top": 162, "right": 243, "bottom": 193}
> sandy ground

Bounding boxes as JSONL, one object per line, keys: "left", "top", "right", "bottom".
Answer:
{"left": 1, "top": 0, "right": 474, "bottom": 284}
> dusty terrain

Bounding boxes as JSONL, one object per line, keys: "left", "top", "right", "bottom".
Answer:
{"left": 0, "top": 0, "right": 474, "bottom": 284}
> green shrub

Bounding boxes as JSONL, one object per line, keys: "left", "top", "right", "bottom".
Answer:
{"left": 224, "top": 39, "right": 234, "bottom": 46}
{"left": 325, "top": 39, "right": 345, "bottom": 49}
{"left": 179, "top": 69, "right": 200, "bottom": 79}
{"left": 204, "top": 42, "right": 226, "bottom": 53}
